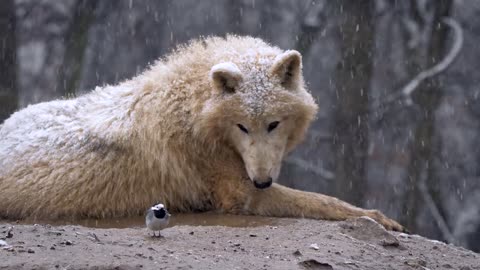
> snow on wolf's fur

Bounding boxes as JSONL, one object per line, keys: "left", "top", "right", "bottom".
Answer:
{"left": 0, "top": 35, "right": 318, "bottom": 219}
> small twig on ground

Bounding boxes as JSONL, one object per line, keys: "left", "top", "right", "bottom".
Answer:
{"left": 47, "top": 230, "right": 64, "bottom": 236}
{"left": 75, "top": 231, "right": 102, "bottom": 243}
{"left": 88, "top": 232, "right": 101, "bottom": 242}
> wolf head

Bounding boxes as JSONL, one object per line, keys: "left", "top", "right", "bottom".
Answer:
{"left": 197, "top": 46, "right": 318, "bottom": 189}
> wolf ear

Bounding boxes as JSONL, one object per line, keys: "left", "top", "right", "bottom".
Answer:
{"left": 210, "top": 62, "right": 243, "bottom": 94}
{"left": 270, "top": 50, "right": 302, "bottom": 90}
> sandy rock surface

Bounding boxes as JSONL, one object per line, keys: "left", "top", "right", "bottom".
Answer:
{"left": 0, "top": 214, "right": 478, "bottom": 270}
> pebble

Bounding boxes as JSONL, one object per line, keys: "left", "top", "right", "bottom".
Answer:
{"left": 6, "top": 227, "right": 13, "bottom": 238}
{"left": 309, "top": 243, "right": 319, "bottom": 250}
{"left": 293, "top": 250, "right": 302, "bottom": 256}
{"left": 60, "top": 240, "right": 73, "bottom": 246}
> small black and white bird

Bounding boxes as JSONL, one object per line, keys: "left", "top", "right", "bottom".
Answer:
{"left": 146, "top": 203, "right": 171, "bottom": 237}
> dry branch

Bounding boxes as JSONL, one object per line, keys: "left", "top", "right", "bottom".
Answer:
{"left": 285, "top": 157, "right": 335, "bottom": 180}
{"left": 418, "top": 175, "right": 456, "bottom": 244}
{"left": 372, "top": 17, "right": 463, "bottom": 111}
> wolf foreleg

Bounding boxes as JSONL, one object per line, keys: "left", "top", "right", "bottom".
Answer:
{"left": 242, "top": 183, "right": 406, "bottom": 232}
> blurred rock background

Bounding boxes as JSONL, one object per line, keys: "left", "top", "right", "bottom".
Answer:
{"left": 1, "top": 0, "right": 479, "bottom": 252}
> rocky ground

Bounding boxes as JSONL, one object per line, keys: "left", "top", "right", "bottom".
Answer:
{"left": 0, "top": 214, "right": 479, "bottom": 270}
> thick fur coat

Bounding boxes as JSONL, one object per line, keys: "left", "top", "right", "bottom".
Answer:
{"left": 0, "top": 36, "right": 404, "bottom": 231}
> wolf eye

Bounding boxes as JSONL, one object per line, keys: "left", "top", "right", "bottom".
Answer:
{"left": 237, "top": 124, "right": 249, "bottom": 134}
{"left": 267, "top": 121, "right": 280, "bottom": 133}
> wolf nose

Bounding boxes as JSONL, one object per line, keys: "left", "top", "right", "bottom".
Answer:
{"left": 253, "top": 178, "right": 273, "bottom": 189}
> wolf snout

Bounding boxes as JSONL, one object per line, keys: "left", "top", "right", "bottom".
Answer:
{"left": 253, "top": 177, "right": 273, "bottom": 189}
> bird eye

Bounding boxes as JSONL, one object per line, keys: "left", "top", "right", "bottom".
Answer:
{"left": 237, "top": 124, "right": 249, "bottom": 134}
{"left": 267, "top": 121, "right": 280, "bottom": 133}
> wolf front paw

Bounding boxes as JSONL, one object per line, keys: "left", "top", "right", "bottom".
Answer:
{"left": 367, "top": 210, "right": 408, "bottom": 233}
